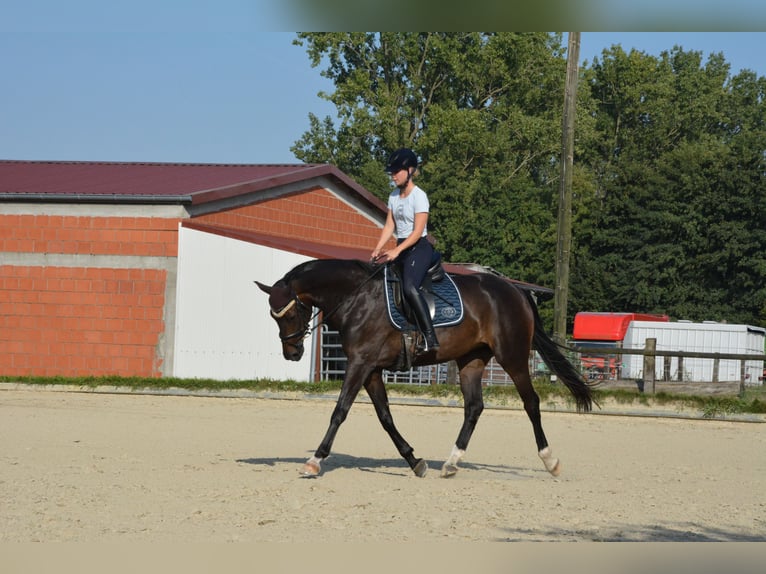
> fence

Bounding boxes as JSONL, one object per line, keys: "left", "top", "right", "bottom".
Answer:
{"left": 319, "top": 327, "right": 549, "bottom": 387}
{"left": 576, "top": 338, "right": 766, "bottom": 396}
{"left": 318, "top": 328, "right": 764, "bottom": 396}
{"left": 318, "top": 326, "right": 547, "bottom": 386}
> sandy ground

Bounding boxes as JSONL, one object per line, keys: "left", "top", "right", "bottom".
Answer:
{"left": 1, "top": 388, "right": 765, "bottom": 543}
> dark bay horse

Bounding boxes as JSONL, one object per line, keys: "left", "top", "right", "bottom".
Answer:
{"left": 256, "top": 258, "right": 594, "bottom": 478}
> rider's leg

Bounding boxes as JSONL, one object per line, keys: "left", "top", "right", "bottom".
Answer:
{"left": 405, "top": 284, "right": 439, "bottom": 352}
{"left": 400, "top": 239, "right": 439, "bottom": 353}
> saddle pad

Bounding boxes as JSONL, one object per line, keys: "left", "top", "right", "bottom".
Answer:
{"left": 384, "top": 266, "right": 464, "bottom": 331}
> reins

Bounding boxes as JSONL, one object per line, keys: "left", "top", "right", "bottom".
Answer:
{"left": 276, "top": 263, "right": 386, "bottom": 342}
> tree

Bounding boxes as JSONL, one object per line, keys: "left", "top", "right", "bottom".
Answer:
{"left": 574, "top": 46, "right": 766, "bottom": 325}
{"left": 292, "top": 32, "right": 570, "bottom": 303}
{"left": 292, "top": 34, "right": 766, "bottom": 329}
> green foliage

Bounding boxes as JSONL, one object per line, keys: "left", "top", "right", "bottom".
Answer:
{"left": 292, "top": 32, "right": 567, "bottom": 291}
{"left": 573, "top": 45, "right": 766, "bottom": 325}
{"left": 292, "top": 33, "right": 766, "bottom": 329}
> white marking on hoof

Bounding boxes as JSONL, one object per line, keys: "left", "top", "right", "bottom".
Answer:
{"left": 440, "top": 463, "right": 458, "bottom": 478}
{"left": 538, "top": 447, "right": 561, "bottom": 476}
{"left": 441, "top": 445, "right": 465, "bottom": 478}
{"left": 300, "top": 456, "right": 322, "bottom": 477}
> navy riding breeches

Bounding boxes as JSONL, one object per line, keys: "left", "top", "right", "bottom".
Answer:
{"left": 397, "top": 236, "right": 434, "bottom": 302}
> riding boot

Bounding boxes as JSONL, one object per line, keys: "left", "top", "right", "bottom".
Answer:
{"left": 408, "top": 290, "right": 440, "bottom": 353}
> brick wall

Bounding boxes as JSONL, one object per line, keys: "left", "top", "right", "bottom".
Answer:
{"left": 195, "top": 187, "right": 384, "bottom": 248}
{"left": 0, "top": 214, "right": 178, "bottom": 377}
{"left": 1, "top": 186, "right": 386, "bottom": 379}
{"left": 0, "top": 214, "right": 178, "bottom": 257}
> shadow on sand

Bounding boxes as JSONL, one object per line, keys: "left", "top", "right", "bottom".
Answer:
{"left": 236, "top": 451, "right": 539, "bottom": 480}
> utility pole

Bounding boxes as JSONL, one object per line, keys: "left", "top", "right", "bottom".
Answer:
{"left": 553, "top": 32, "right": 580, "bottom": 345}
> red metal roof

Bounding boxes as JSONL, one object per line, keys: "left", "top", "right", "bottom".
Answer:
{"left": 2, "top": 159, "right": 553, "bottom": 298}
{"left": 183, "top": 220, "right": 375, "bottom": 261}
{"left": 0, "top": 160, "right": 384, "bottom": 210}
{"left": 573, "top": 312, "right": 669, "bottom": 341}
{"left": 183, "top": 221, "right": 554, "bottom": 299}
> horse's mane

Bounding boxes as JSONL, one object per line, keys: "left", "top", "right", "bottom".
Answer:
{"left": 282, "top": 258, "right": 377, "bottom": 284}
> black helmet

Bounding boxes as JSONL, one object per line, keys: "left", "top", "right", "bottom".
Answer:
{"left": 385, "top": 148, "right": 418, "bottom": 173}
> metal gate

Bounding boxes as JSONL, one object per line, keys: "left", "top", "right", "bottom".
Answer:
{"left": 318, "top": 326, "right": 543, "bottom": 386}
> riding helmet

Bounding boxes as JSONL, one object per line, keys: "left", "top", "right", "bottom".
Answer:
{"left": 385, "top": 148, "right": 418, "bottom": 173}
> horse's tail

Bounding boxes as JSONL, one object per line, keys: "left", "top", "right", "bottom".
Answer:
{"left": 523, "top": 290, "right": 596, "bottom": 413}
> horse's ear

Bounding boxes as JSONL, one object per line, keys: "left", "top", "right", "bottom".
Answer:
{"left": 254, "top": 281, "right": 272, "bottom": 295}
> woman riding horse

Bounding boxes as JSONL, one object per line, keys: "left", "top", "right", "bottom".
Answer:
{"left": 371, "top": 148, "right": 439, "bottom": 354}
{"left": 256, "top": 258, "right": 595, "bottom": 479}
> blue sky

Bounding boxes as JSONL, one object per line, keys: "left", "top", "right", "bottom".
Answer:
{"left": 2, "top": 26, "right": 764, "bottom": 165}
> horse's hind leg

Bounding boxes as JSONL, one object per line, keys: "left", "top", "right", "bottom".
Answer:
{"left": 496, "top": 352, "right": 561, "bottom": 477}
{"left": 441, "top": 355, "right": 488, "bottom": 478}
{"left": 365, "top": 369, "right": 427, "bottom": 477}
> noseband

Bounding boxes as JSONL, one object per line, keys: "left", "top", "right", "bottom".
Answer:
{"left": 271, "top": 291, "right": 312, "bottom": 342}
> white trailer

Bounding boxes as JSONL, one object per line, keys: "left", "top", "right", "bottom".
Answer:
{"left": 622, "top": 321, "right": 765, "bottom": 384}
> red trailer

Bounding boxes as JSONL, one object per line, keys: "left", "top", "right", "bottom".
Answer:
{"left": 572, "top": 312, "right": 669, "bottom": 380}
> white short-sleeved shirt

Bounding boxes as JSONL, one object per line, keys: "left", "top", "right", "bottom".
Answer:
{"left": 387, "top": 185, "right": 429, "bottom": 239}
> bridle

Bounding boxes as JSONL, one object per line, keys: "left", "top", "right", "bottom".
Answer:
{"left": 271, "top": 291, "right": 314, "bottom": 343}
{"left": 270, "top": 263, "right": 385, "bottom": 343}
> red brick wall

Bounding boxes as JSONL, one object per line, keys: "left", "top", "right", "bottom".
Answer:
{"left": 0, "top": 187, "right": 386, "bottom": 378}
{"left": 0, "top": 214, "right": 178, "bottom": 377}
{"left": 0, "top": 266, "right": 167, "bottom": 376}
{"left": 0, "top": 214, "right": 178, "bottom": 257}
{"left": 195, "top": 187, "right": 385, "bottom": 249}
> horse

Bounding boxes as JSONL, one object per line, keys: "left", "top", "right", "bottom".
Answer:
{"left": 255, "top": 258, "right": 595, "bottom": 478}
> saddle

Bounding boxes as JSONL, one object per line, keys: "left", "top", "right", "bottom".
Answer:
{"left": 385, "top": 251, "right": 463, "bottom": 331}
{"left": 383, "top": 252, "right": 464, "bottom": 371}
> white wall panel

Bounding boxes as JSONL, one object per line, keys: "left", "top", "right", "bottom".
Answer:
{"left": 173, "top": 226, "right": 313, "bottom": 380}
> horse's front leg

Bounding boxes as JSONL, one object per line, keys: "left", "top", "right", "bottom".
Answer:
{"left": 300, "top": 362, "right": 370, "bottom": 477}
{"left": 364, "top": 369, "right": 427, "bottom": 477}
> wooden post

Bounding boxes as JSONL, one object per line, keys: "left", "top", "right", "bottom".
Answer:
{"left": 739, "top": 360, "right": 746, "bottom": 398}
{"left": 678, "top": 356, "right": 684, "bottom": 381}
{"left": 446, "top": 360, "right": 458, "bottom": 385}
{"left": 644, "top": 338, "right": 656, "bottom": 394}
{"left": 712, "top": 358, "right": 719, "bottom": 383}
{"left": 553, "top": 32, "right": 580, "bottom": 345}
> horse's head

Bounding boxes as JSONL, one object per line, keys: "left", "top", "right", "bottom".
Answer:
{"left": 255, "top": 280, "right": 311, "bottom": 361}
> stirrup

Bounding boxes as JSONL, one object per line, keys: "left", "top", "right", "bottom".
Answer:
{"left": 416, "top": 332, "right": 440, "bottom": 353}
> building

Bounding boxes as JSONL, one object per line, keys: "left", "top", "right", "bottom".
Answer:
{"left": 1, "top": 159, "right": 393, "bottom": 381}
{"left": 1, "top": 159, "right": 553, "bottom": 382}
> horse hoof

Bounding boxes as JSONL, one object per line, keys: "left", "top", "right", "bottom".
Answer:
{"left": 538, "top": 447, "right": 561, "bottom": 477}
{"left": 440, "top": 463, "right": 458, "bottom": 478}
{"left": 413, "top": 459, "right": 428, "bottom": 477}
{"left": 300, "top": 460, "right": 321, "bottom": 477}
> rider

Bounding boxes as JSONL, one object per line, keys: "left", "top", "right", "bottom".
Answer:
{"left": 371, "top": 148, "right": 439, "bottom": 353}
